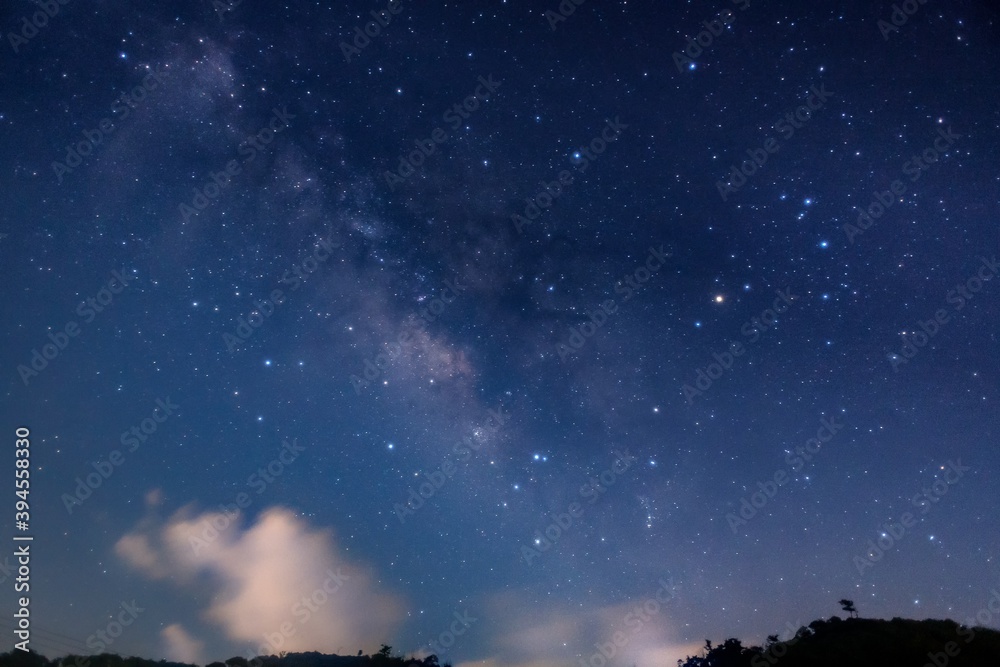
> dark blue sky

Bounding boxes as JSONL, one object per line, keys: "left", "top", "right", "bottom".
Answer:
{"left": 2, "top": 1, "right": 999, "bottom": 666}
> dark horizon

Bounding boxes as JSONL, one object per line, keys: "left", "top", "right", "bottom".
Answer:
{"left": 10, "top": 612, "right": 1000, "bottom": 667}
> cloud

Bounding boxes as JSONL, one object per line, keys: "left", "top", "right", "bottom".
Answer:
{"left": 145, "top": 488, "right": 164, "bottom": 507}
{"left": 162, "top": 624, "right": 205, "bottom": 665}
{"left": 115, "top": 532, "right": 169, "bottom": 579}
{"left": 455, "top": 588, "right": 694, "bottom": 667}
{"left": 116, "top": 506, "right": 406, "bottom": 655}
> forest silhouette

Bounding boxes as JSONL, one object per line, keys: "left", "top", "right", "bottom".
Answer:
{"left": 675, "top": 613, "right": 1000, "bottom": 667}
{"left": 3, "top": 615, "right": 1000, "bottom": 667}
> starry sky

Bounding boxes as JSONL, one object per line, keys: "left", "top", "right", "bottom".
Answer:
{"left": 3, "top": 1, "right": 1000, "bottom": 666}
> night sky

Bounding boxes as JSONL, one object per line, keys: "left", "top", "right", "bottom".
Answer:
{"left": 3, "top": 1, "right": 1000, "bottom": 666}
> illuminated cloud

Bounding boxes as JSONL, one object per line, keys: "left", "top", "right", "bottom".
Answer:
{"left": 452, "top": 589, "right": 696, "bottom": 667}
{"left": 114, "top": 531, "right": 169, "bottom": 580}
{"left": 116, "top": 505, "right": 406, "bottom": 655}
{"left": 162, "top": 624, "right": 205, "bottom": 665}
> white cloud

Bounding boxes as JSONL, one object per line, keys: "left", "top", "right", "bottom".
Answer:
{"left": 162, "top": 624, "right": 205, "bottom": 665}
{"left": 114, "top": 532, "right": 169, "bottom": 579}
{"left": 455, "top": 588, "right": 693, "bottom": 667}
{"left": 117, "top": 506, "right": 405, "bottom": 656}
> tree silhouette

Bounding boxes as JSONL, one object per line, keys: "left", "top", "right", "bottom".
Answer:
{"left": 680, "top": 638, "right": 757, "bottom": 667}
{"left": 839, "top": 598, "right": 859, "bottom": 618}
{"left": 8, "top": 618, "right": 1000, "bottom": 667}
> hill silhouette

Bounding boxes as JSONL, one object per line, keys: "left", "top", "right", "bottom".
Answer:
{"left": 2, "top": 619, "right": 999, "bottom": 667}
{"left": 0, "top": 647, "right": 445, "bottom": 667}
{"left": 678, "top": 616, "right": 1000, "bottom": 667}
